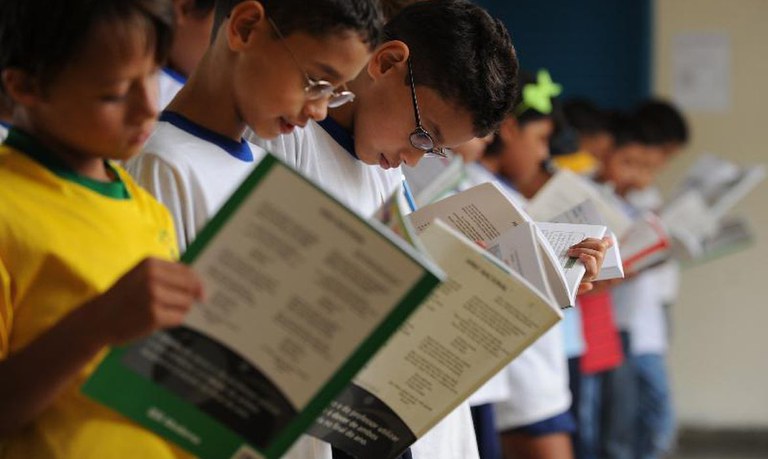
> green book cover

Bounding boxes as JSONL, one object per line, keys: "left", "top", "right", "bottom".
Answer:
{"left": 83, "top": 154, "right": 442, "bottom": 459}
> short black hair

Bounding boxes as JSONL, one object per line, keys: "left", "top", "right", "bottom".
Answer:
{"left": 214, "top": 0, "right": 384, "bottom": 50}
{"left": 0, "top": 0, "right": 174, "bottom": 97}
{"left": 385, "top": 0, "right": 519, "bottom": 137}
{"left": 191, "top": 0, "right": 215, "bottom": 18}
{"left": 633, "top": 99, "right": 689, "bottom": 146}
{"left": 563, "top": 98, "right": 612, "bottom": 137}
{"left": 610, "top": 110, "right": 654, "bottom": 148}
{"left": 380, "top": 0, "right": 422, "bottom": 21}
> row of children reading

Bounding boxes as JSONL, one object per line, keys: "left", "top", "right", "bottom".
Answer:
{"left": 0, "top": 0, "right": 696, "bottom": 459}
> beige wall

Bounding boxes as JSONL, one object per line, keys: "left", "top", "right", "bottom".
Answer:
{"left": 654, "top": 0, "right": 768, "bottom": 427}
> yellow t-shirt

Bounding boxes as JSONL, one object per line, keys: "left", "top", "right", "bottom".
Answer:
{"left": 0, "top": 138, "right": 192, "bottom": 458}
{"left": 551, "top": 150, "right": 599, "bottom": 175}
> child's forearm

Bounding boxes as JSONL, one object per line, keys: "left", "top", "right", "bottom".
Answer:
{"left": 0, "top": 299, "right": 109, "bottom": 436}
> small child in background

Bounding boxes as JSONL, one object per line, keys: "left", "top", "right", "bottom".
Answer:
{"left": 0, "top": 1, "right": 205, "bottom": 458}
{"left": 591, "top": 111, "right": 668, "bottom": 459}
{"left": 623, "top": 99, "right": 689, "bottom": 459}
{"left": 158, "top": 0, "right": 216, "bottom": 108}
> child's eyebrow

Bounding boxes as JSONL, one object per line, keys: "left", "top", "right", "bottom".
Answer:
{"left": 310, "top": 62, "right": 342, "bottom": 82}
{"left": 430, "top": 122, "right": 445, "bottom": 145}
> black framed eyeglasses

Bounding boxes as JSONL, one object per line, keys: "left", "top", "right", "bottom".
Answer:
{"left": 268, "top": 18, "right": 355, "bottom": 108}
{"left": 407, "top": 58, "right": 449, "bottom": 158}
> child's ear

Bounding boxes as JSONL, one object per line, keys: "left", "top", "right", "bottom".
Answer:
{"left": 366, "top": 40, "right": 409, "bottom": 80}
{"left": 1, "top": 69, "right": 41, "bottom": 107}
{"left": 226, "top": 0, "right": 266, "bottom": 51}
{"left": 173, "top": 0, "right": 191, "bottom": 25}
{"left": 498, "top": 116, "right": 520, "bottom": 142}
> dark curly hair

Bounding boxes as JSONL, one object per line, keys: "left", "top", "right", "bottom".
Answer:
{"left": 215, "top": 0, "right": 384, "bottom": 50}
{"left": 384, "top": 0, "right": 519, "bottom": 137}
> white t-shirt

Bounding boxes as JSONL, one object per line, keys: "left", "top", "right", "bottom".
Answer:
{"left": 252, "top": 119, "right": 402, "bottom": 217}
{"left": 126, "top": 112, "right": 266, "bottom": 251}
{"left": 456, "top": 164, "right": 572, "bottom": 429}
{"left": 126, "top": 113, "right": 330, "bottom": 459}
{"left": 252, "top": 118, "right": 479, "bottom": 459}
{"left": 0, "top": 123, "right": 9, "bottom": 141}
{"left": 157, "top": 67, "right": 186, "bottom": 110}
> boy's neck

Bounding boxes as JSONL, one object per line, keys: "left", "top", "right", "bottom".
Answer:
{"left": 327, "top": 99, "right": 357, "bottom": 133}
{"left": 11, "top": 120, "right": 111, "bottom": 181}
{"left": 479, "top": 156, "right": 500, "bottom": 174}
{"left": 518, "top": 169, "right": 551, "bottom": 200}
{"left": 165, "top": 54, "right": 244, "bottom": 142}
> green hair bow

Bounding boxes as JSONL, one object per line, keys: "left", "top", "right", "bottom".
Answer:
{"left": 516, "top": 69, "right": 562, "bottom": 116}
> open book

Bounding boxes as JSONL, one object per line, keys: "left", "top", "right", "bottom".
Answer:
{"left": 661, "top": 154, "right": 765, "bottom": 260}
{"left": 526, "top": 169, "right": 633, "bottom": 236}
{"left": 82, "top": 154, "right": 443, "bottom": 459}
{"left": 307, "top": 208, "right": 561, "bottom": 458}
{"left": 671, "top": 153, "right": 766, "bottom": 220}
{"left": 405, "top": 182, "right": 608, "bottom": 308}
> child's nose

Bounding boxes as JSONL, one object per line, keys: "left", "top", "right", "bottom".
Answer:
{"left": 303, "top": 98, "right": 328, "bottom": 122}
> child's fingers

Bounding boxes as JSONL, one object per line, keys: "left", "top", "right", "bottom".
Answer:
{"left": 147, "top": 259, "right": 205, "bottom": 300}
{"left": 567, "top": 247, "right": 605, "bottom": 264}
{"left": 579, "top": 254, "right": 599, "bottom": 280}
{"left": 577, "top": 281, "right": 594, "bottom": 295}
{"left": 602, "top": 235, "right": 615, "bottom": 249}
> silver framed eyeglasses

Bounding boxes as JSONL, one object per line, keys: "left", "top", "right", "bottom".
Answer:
{"left": 407, "top": 58, "right": 449, "bottom": 158}
{"left": 268, "top": 18, "right": 355, "bottom": 108}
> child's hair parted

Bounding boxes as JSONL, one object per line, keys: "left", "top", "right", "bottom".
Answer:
{"left": 214, "top": 0, "right": 384, "bottom": 50}
{"left": 0, "top": 0, "right": 175, "bottom": 98}
{"left": 384, "top": 0, "right": 519, "bottom": 137}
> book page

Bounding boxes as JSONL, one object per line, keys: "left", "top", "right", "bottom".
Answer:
{"left": 309, "top": 220, "right": 560, "bottom": 459}
{"left": 84, "top": 156, "right": 441, "bottom": 459}
{"left": 408, "top": 182, "right": 530, "bottom": 243}
{"left": 487, "top": 222, "right": 552, "bottom": 302}
{"left": 526, "top": 170, "right": 632, "bottom": 236}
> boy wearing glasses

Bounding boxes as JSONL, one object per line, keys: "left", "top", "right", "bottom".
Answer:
{"left": 127, "top": 0, "right": 382, "bottom": 250}
{"left": 253, "top": 1, "right": 518, "bottom": 458}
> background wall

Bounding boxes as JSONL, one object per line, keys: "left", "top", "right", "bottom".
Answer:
{"left": 476, "top": 0, "right": 652, "bottom": 109}
{"left": 654, "top": 0, "right": 768, "bottom": 429}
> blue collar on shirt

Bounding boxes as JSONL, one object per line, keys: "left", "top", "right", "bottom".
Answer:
{"left": 0, "top": 120, "right": 10, "bottom": 129}
{"left": 159, "top": 110, "right": 254, "bottom": 162}
{"left": 318, "top": 116, "right": 358, "bottom": 160}
{"left": 162, "top": 67, "right": 188, "bottom": 85}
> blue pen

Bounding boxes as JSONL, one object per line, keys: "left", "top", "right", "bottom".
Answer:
{"left": 402, "top": 178, "right": 417, "bottom": 212}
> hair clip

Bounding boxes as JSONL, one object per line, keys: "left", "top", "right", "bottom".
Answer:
{"left": 515, "top": 69, "right": 562, "bottom": 116}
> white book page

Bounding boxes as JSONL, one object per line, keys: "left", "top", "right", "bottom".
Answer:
{"left": 527, "top": 170, "right": 632, "bottom": 236}
{"left": 487, "top": 222, "right": 554, "bottom": 306}
{"left": 408, "top": 182, "right": 531, "bottom": 243}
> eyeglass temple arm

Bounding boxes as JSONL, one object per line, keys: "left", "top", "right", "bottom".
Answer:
{"left": 407, "top": 59, "right": 423, "bottom": 128}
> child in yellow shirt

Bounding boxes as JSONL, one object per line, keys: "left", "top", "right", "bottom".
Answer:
{"left": 0, "top": 1, "right": 204, "bottom": 457}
